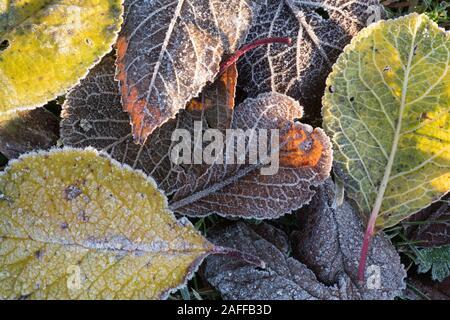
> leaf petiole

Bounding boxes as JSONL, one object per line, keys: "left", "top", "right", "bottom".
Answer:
{"left": 213, "top": 245, "right": 266, "bottom": 269}
{"left": 219, "top": 37, "right": 292, "bottom": 74}
{"left": 358, "top": 210, "right": 377, "bottom": 282}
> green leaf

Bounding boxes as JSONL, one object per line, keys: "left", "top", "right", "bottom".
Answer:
{"left": 0, "top": 0, "right": 123, "bottom": 113}
{"left": 417, "top": 246, "right": 450, "bottom": 282}
{"left": 323, "top": 13, "right": 450, "bottom": 230}
{"left": 0, "top": 148, "right": 215, "bottom": 299}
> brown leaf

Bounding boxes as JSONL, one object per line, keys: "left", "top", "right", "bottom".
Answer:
{"left": 292, "top": 179, "right": 406, "bottom": 299}
{"left": 61, "top": 56, "right": 332, "bottom": 219}
{"left": 405, "top": 195, "right": 450, "bottom": 248}
{"left": 204, "top": 180, "right": 406, "bottom": 299}
{"left": 0, "top": 108, "right": 59, "bottom": 159}
{"left": 238, "top": 0, "right": 385, "bottom": 121}
{"left": 116, "top": 0, "right": 256, "bottom": 143}
{"left": 168, "top": 93, "right": 332, "bottom": 219}
{"left": 186, "top": 63, "right": 237, "bottom": 131}
{"left": 204, "top": 221, "right": 342, "bottom": 300}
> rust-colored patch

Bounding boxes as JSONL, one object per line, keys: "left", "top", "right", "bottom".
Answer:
{"left": 221, "top": 63, "right": 237, "bottom": 114}
{"left": 116, "top": 38, "right": 238, "bottom": 143}
{"left": 186, "top": 63, "right": 237, "bottom": 117}
{"left": 116, "top": 36, "right": 162, "bottom": 144}
{"left": 186, "top": 98, "right": 204, "bottom": 111}
{"left": 115, "top": 36, "right": 128, "bottom": 71}
{"left": 185, "top": 63, "right": 237, "bottom": 132}
{"left": 280, "top": 123, "right": 324, "bottom": 167}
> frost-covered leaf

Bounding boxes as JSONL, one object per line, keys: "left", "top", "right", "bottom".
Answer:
{"left": 416, "top": 246, "right": 450, "bottom": 282}
{"left": 0, "top": 148, "right": 216, "bottom": 299}
{"left": 61, "top": 55, "right": 133, "bottom": 165}
{"left": 322, "top": 14, "right": 450, "bottom": 230}
{"left": 204, "top": 221, "right": 342, "bottom": 300}
{"left": 405, "top": 274, "right": 450, "bottom": 300}
{"left": 116, "top": 0, "right": 255, "bottom": 143}
{"left": 186, "top": 63, "right": 237, "bottom": 131}
{"left": 293, "top": 179, "right": 406, "bottom": 299}
{"left": 62, "top": 61, "right": 333, "bottom": 219}
{"left": 204, "top": 213, "right": 405, "bottom": 300}
{"left": 405, "top": 195, "right": 449, "bottom": 248}
{"left": 239, "top": 0, "right": 384, "bottom": 120}
{"left": 0, "top": 108, "right": 59, "bottom": 159}
{"left": 167, "top": 93, "right": 332, "bottom": 219}
{"left": 0, "top": 0, "right": 123, "bottom": 113}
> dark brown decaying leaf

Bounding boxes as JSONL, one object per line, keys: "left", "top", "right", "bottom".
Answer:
{"left": 204, "top": 221, "right": 343, "bottom": 300}
{"left": 204, "top": 180, "right": 406, "bottom": 300}
{"left": 61, "top": 56, "right": 332, "bottom": 219}
{"left": 0, "top": 108, "right": 59, "bottom": 159}
{"left": 293, "top": 179, "right": 406, "bottom": 299}
{"left": 116, "top": 0, "right": 256, "bottom": 143}
{"left": 404, "top": 274, "right": 450, "bottom": 300}
{"left": 238, "top": 0, "right": 385, "bottom": 121}
{"left": 404, "top": 195, "right": 449, "bottom": 248}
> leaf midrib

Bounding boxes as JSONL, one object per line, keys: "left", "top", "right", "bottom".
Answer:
{"left": 3, "top": 235, "right": 210, "bottom": 255}
{"left": 144, "top": 0, "right": 184, "bottom": 106}
{"left": 168, "top": 102, "right": 295, "bottom": 212}
{"left": 369, "top": 18, "right": 420, "bottom": 224}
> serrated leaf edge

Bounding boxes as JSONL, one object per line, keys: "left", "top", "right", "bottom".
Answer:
{"left": 0, "top": 146, "right": 215, "bottom": 300}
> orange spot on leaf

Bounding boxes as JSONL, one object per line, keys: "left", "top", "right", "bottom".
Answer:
{"left": 186, "top": 63, "right": 237, "bottom": 112}
{"left": 186, "top": 99, "right": 205, "bottom": 111}
{"left": 280, "top": 124, "right": 324, "bottom": 167}
{"left": 116, "top": 36, "right": 162, "bottom": 144}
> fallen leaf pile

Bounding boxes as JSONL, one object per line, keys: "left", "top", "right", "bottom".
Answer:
{"left": 205, "top": 179, "right": 406, "bottom": 300}
{"left": 116, "top": 0, "right": 256, "bottom": 143}
{"left": 0, "top": 0, "right": 449, "bottom": 300}
{"left": 61, "top": 55, "right": 333, "bottom": 219}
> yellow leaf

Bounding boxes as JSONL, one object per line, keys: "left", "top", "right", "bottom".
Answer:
{"left": 0, "top": 148, "right": 214, "bottom": 299}
{"left": 323, "top": 14, "right": 450, "bottom": 229}
{"left": 0, "top": 0, "right": 123, "bottom": 113}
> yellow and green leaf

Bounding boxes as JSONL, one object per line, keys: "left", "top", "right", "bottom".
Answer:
{"left": 323, "top": 13, "right": 450, "bottom": 230}
{"left": 0, "top": 148, "right": 214, "bottom": 299}
{"left": 0, "top": 0, "right": 123, "bottom": 113}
